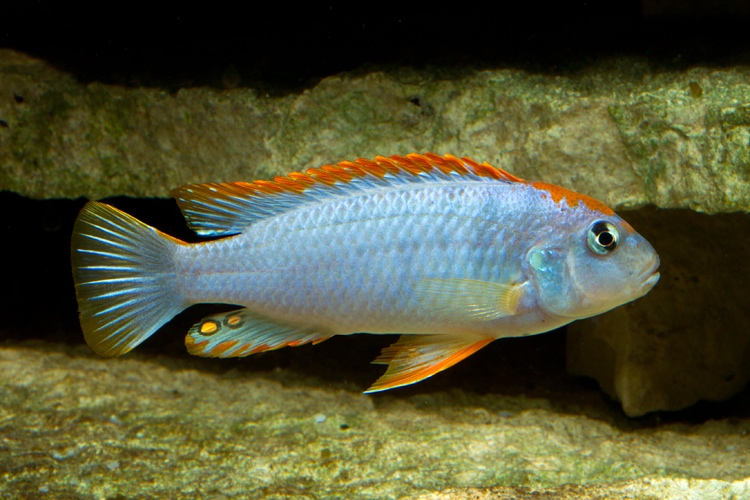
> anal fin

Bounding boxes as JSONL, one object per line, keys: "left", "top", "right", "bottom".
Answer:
{"left": 185, "top": 308, "right": 331, "bottom": 358}
{"left": 364, "top": 335, "right": 494, "bottom": 393}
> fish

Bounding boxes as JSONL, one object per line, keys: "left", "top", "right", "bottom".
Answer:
{"left": 71, "top": 153, "right": 660, "bottom": 392}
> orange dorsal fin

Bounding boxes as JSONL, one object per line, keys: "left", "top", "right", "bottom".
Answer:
{"left": 364, "top": 335, "right": 494, "bottom": 393}
{"left": 527, "top": 181, "right": 615, "bottom": 216}
{"left": 172, "top": 153, "right": 523, "bottom": 236}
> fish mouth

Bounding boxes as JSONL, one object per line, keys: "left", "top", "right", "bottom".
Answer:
{"left": 638, "top": 255, "right": 661, "bottom": 294}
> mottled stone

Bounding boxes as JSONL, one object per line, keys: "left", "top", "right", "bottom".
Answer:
{"left": 2, "top": 49, "right": 750, "bottom": 214}
{"left": 415, "top": 478, "right": 750, "bottom": 500}
{"left": 2, "top": 342, "right": 749, "bottom": 498}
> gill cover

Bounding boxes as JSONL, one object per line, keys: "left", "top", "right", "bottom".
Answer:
{"left": 527, "top": 246, "right": 573, "bottom": 317}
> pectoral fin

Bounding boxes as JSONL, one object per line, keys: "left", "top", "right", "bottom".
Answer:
{"left": 414, "top": 278, "right": 523, "bottom": 322}
{"left": 364, "top": 335, "right": 494, "bottom": 393}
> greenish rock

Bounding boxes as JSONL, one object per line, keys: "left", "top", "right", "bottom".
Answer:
{"left": 415, "top": 478, "right": 750, "bottom": 500}
{"left": 2, "top": 342, "right": 750, "bottom": 499}
{"left": 2, "top": 49, "right": 750, "bottom": 214}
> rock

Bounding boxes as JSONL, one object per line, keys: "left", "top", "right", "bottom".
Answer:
{"left": 2, "top": 49, "right": 750, "bottom": 214}
{"left": 415, "top": 478, "right": 750, "bottom": 500}
{"left": 567, "top": 209, "right": 750, "bottom": 416}
{"left": 2, "top": 342, "right": 750, "bottom": 498}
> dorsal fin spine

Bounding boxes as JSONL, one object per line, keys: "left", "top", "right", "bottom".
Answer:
{"left": 372, "top": 156, "right": 402, "bottom": 175}
{"left": 254, "top": 179, "right": 285, "bottom": 193}
{"left": 352, "top": 158, "right": 388, "bottom": 176}
{"left": 274, "top": 175, "right": 309, "bottom": 193}
{"left": 305, "top": 168, "right": 338, "bottom": 185}
{"left": 173, "top": 153, "right": 526, "bottom": 236}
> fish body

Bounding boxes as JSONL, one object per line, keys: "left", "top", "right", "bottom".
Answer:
{"left": 183, "top": 182, "right": 547, "bottom": 336}
{"left": 71, "top": 153, "right": 660, "bottom": 391}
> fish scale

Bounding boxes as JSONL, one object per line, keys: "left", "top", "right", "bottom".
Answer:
{"left": 71, "top": 152, "right": 659, "bottom": 392}
{"left": 177, "top": 183, "right": 552, "bottom": 332}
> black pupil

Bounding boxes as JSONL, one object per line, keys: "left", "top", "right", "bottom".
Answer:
{"left": 597, "top": 230, "right": 614, "bottom": 247}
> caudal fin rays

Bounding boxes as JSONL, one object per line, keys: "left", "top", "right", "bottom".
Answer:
{"left": 71, "top": 202, "right": 189, "bottom": 357}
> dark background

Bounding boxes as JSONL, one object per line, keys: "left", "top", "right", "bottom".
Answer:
{"left": 2, "top": 1, "right": 750, "bottom": 420}
{"left": 3, "top": 1, "right": 750, "bottom": 90}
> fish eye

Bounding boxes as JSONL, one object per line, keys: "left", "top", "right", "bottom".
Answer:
{"left": 587, "top": 220, "right": 619, "bottom": 255}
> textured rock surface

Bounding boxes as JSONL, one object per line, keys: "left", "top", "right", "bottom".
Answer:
{"left": 567, "top": 209, "right": 750, "bottom": 416}
{"left": 2, "top": 49, "right": 750, "bottom": 213}
{"left": 417, "top": 478, "right": 750, "bottom": 500}
{"left": 3, "top": 47, "right": 750, "bottom": 466}
{"left": 2, "top": 342, "right": 749, "bottom": 499}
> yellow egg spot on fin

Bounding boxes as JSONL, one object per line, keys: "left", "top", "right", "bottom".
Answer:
{"left": 225, "top": 314, "right": 243, "bottom": 327}
{"left": 186, "top": 308, "right": 332, "bottom": 358}
{"left": 365, "top": 335, "right": 494, "bottom": 393}
{"left": 414, "top": 278, "right": 524, "bottom": 322}
{"left": 199, "top": 321, "right": 220, "bottom": 335}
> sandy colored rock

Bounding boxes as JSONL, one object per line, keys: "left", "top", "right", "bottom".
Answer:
{"left": 416, "top": 478, "right": 750, "bottom": 500}
{"left": 1, "top": 342, "right": 749, "bottom": 498}
{"left": 2, "top": 49, "right": 750, "bottom": 214}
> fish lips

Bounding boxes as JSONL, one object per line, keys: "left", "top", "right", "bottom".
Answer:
{"left": 637, "top": 255, "right": 661, "bottom": 295}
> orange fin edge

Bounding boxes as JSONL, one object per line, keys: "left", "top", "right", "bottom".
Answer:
{"left": 172, "top": 153, "right": 523, "bottom": 236}
{"left": 185, "top": 309, "right": 332, "bottom": 358}
{"left": 364, "top": 335, "right": 494, "bottom": 393}
{"left": 527, "top": 180, "right": 614, "bottom": 216}
{"left": 177, "top": 153, "right": 522, "bottom": 206}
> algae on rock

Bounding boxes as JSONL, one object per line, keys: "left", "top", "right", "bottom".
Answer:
{"left": 2, "top": 343, "right": 750, "bottom": 498}
{"left": 2, "top": 49, "right": 750, "bottom": 214}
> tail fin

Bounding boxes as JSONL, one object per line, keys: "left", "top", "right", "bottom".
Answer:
{"left": 71, "top": 202, "right": 189, "bottom": 357}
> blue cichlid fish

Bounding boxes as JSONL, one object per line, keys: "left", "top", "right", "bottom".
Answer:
{"left": 71, "top": 153, "right": 659, "bottom": 392}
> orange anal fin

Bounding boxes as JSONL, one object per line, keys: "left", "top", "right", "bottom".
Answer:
{"left": 364, "top": 335, "right": 493, "bottom": 393}
{"left": 185, "top": 308, "right": 331, "bottom": 358}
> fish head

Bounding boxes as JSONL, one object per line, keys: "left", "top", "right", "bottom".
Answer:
{"left": 526, "top": 212, "right": 660, "bottom": 319}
